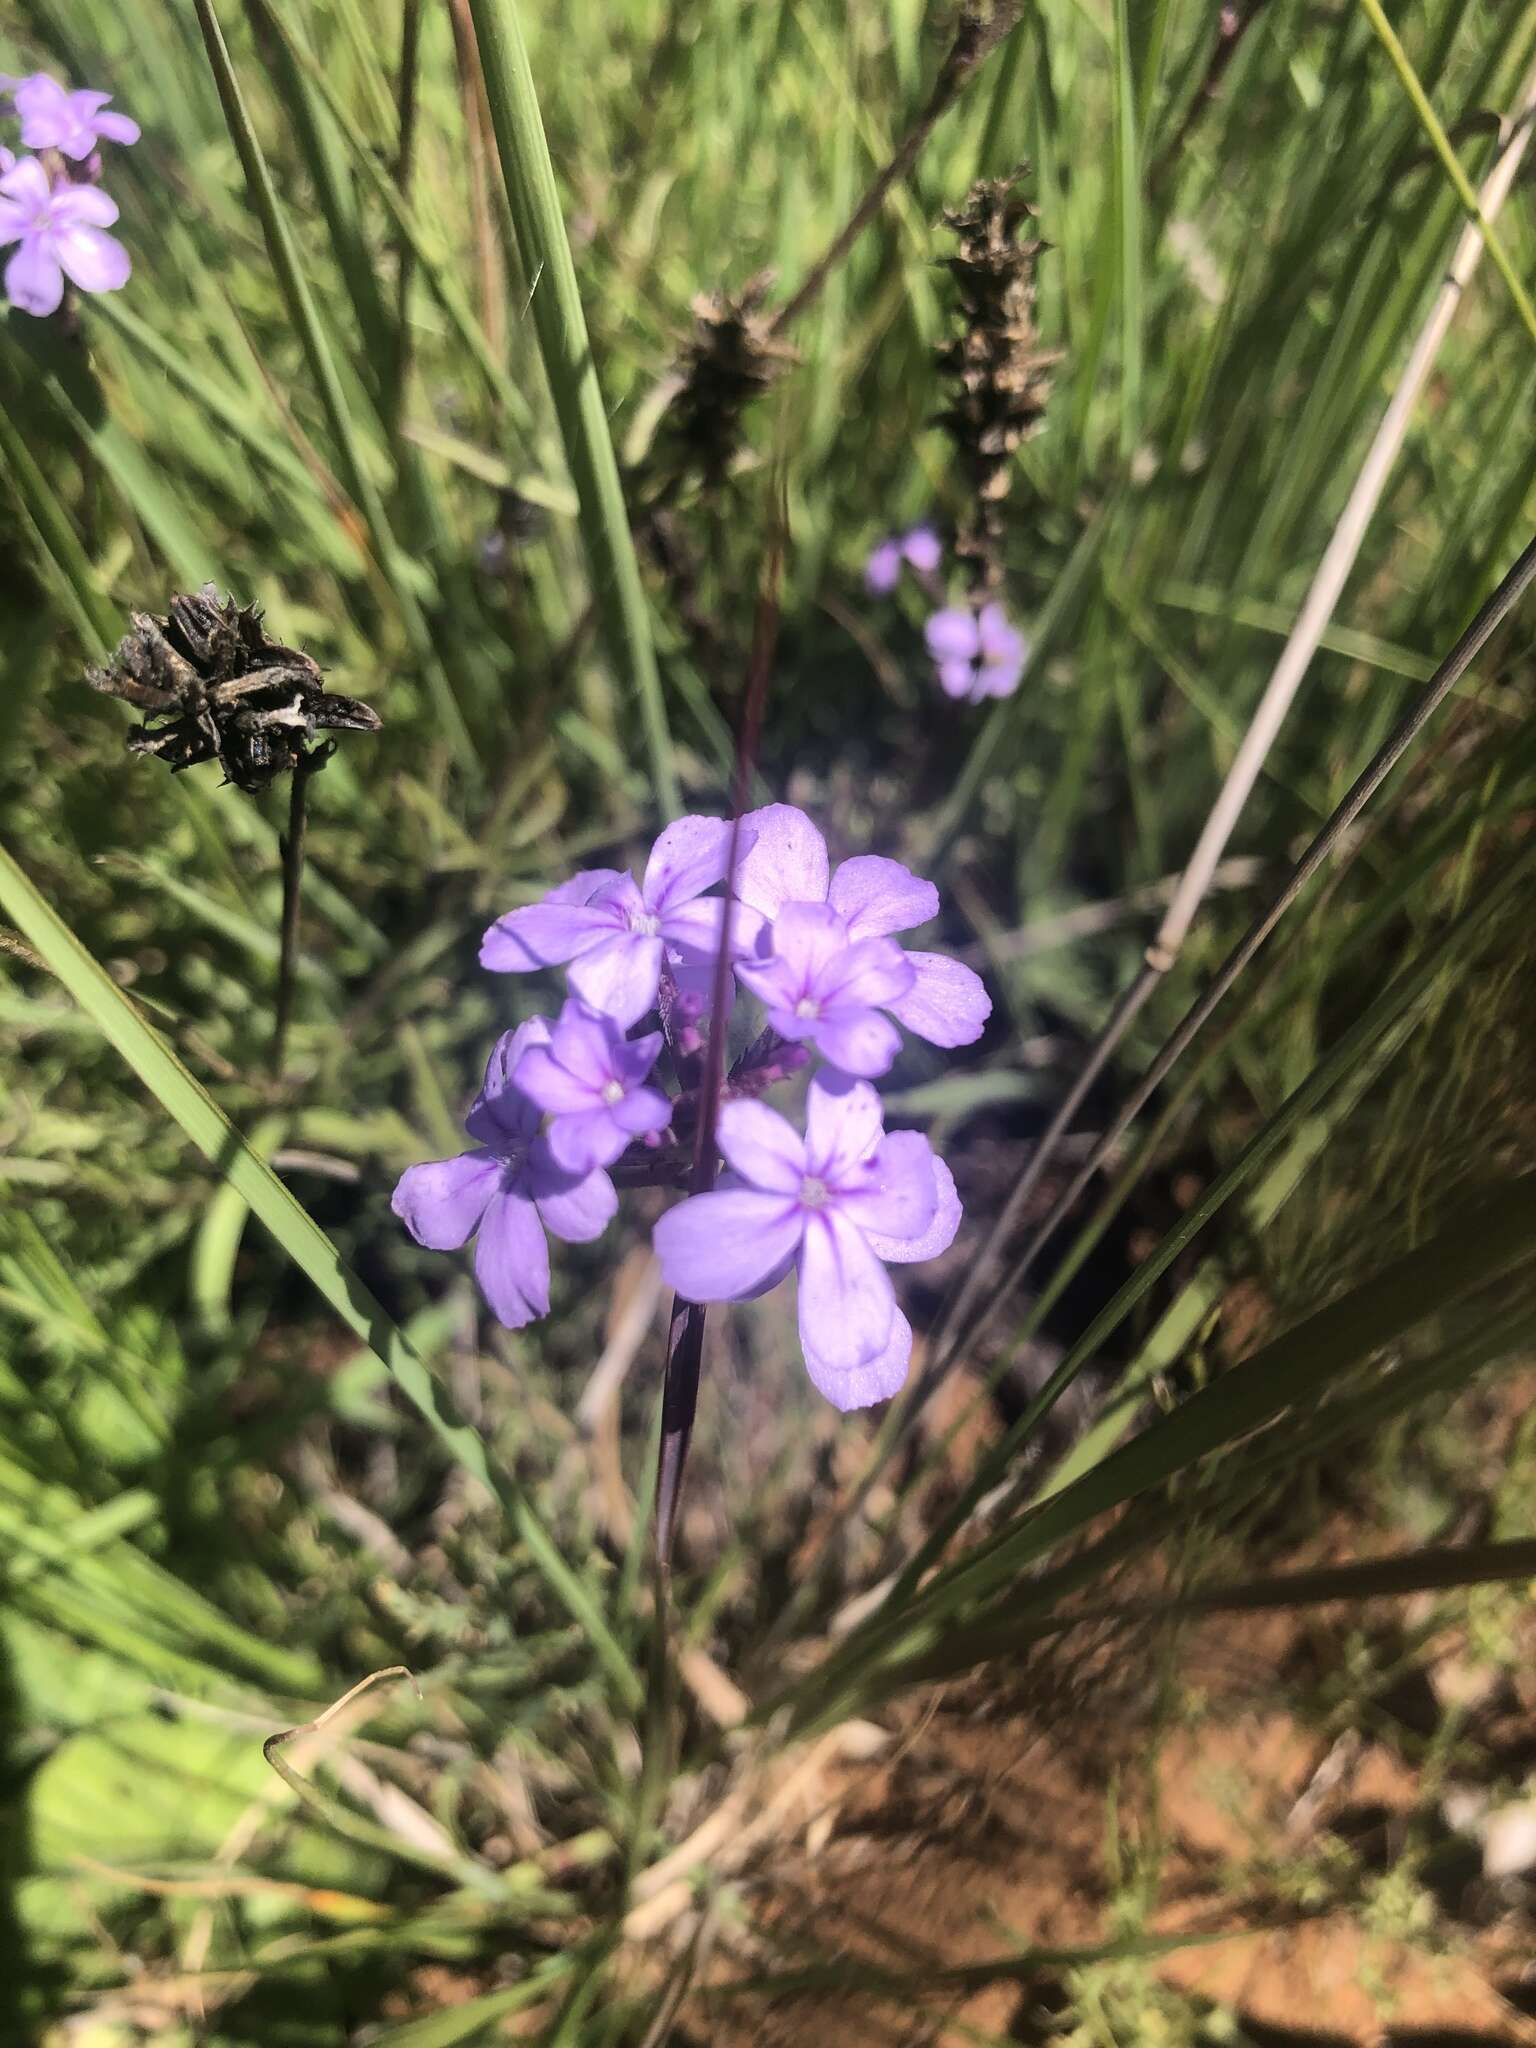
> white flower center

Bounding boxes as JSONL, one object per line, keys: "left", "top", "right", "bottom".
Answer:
{"left": 794, "top": 996, "right": 821, "bottom": 1020}
{"left": 629, "top": 908, "right": 661, "bottom": 937}
{"left": 799, "top": 1175, "right": 829, "bottom": 1209}
{"left": 601, "top": 1079, "right": 625, "bottom": 1105}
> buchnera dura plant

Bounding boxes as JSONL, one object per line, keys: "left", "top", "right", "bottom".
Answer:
{"left": 0, "top": 71, "right": 138, "bottom": 316}
{"left": 393, "top": 805, "right": 989, "bottom": 1411}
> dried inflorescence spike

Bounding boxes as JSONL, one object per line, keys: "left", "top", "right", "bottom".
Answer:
{"left": 656, "top": 271, "right": 798, "bottom": 494}
{"left": 935, "top": 171, "right": 1058, "bottom": 589}
{"left": 87, "top": 583, "right": 381, "bottom": 794}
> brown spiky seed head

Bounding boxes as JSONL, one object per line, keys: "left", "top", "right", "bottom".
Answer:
{"left": 87, "top": 584, "right": 380, "bottom": 794}
{"left": 936, "top": 171, "right": 1058, "bottom": 588}
{"left": 659, "top": 271, "right": 798, "bottom": 493}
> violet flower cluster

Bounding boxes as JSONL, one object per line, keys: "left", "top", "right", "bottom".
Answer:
{"left": 392, "top": 805, "right": 989, "bottom": 1410}
{"left": 864, "top": 523, "right": 1029, "bottom": 704}
{"left": 0, "top": 71, "right": 137, "bottom": 317}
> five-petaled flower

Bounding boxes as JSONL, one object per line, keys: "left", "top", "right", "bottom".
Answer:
{"left": 480, "top": 816, "right": 755, "bottom": 1029}
{"left": 735, "top": 903, "right": 915, "bottom": 1077}
{"left": 734, "top": 804, "right": 991, "bottom": 1061}
{"left": 0, "top": 154, "right": 129, "bottom": 316}
{"left": 865, "top": 524, "right": 943, "bottom": 595}
{"left": 924, "top": 602, "right": 1027, "bottom": 702}
{"left": 653, "top": 1075, "right": 961, "bottom": 1410}
{"left": 10, "top": 73, "right": 140, "bottom": 158}
{"left": 392, "top": 1020, "right": 617, "bottom": 1329}
{"left": 513, "top": 999, "right": 671, "bottom": 1173}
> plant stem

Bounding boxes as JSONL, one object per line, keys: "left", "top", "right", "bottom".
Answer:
{"left": 271, "top": 746, "right": 321, "bottom": 1078}
{"left": 385, "top": 0, "right": 425, "bottom": 452}
{"left": 769, "top": 3, "right": 1023, "bottom": 337}
{"left": 653, "top": 498, "right": 784, "bottom": 1565}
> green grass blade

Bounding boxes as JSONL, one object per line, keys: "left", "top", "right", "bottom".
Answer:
{"left": 190, "top": 0, "right": 478, "bottom": 774}
{"left": 1356, "top": 0, "right": 1536, "bottom": 346}
{"left": 0, "top": 839, "right": 641, "bottom": 1713}
{"left": 772, "top": 1175, "right": 1536, "bottom": 1729}
{"left": 466, "top": 0, "right": 681, "bottom": 819}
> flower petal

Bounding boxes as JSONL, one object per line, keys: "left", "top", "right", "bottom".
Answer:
{"left": 837, "top": 1131, "right": 938, "bottom": 1244}
{"left": 924, "top": 607, "right": 980, "bottom": 664}
{"left": 544, "top": 1106, "right": 625, "bottom": 1173}
{"left": 474, "top": 1185, "right": 550, "bottom": 1327}
{"left": 479, "top": 869, "right": 629, "bottom": 973}
{"left": 568, "top": 930, "right": 664, "bottom": 1028}
{"left": 51, "top": 182, "right": 119, "bottom": 227}
{"left": 901, "top": 526, "right": 942, "bottom": 574}
{"left": 823, "top": 933, "right": 915, "bottom": 1010}
{"left": 612, "top": 1028, "right": 665, "bottom": 1090}
{"left": 93, "top": 108, "right": 140, "bottom": 147}
{"left": 828, "top": 855, "right": 939, "bottom": 940}
{"left": 978, "top": 601, "right": 1023, "bottom": 662}
{"left": 610, "top": 1085, "right": 672, "bottom": 1138}
{"left": 732, "top": 952, "right": 799, "bottom": 1013}
{"left": 802, "top": 1304, "right": 913, "bottom": 1411}
{"left": 0, "top": 155, "right": 52, "bottom": 210}
{"left": 861, "top": 1145, "right": 962, "bottom": 1264}
{"left": 392, "top": 1150, "right": 500, "bottom": 1250}
{"left": 4, "top": 235, "right": 63, "bottom": 316}
{"left": 551, "top": 999, "right": 622, "bottom": 1089}
{"left": 864, "top": 539, "right": 902, "bottom": 594}
{"left": 530, "top": 1147, "right": 618, "bottom": 1242}
{"left": 735, "top": 803, "right": 829, "bottom": 917}
{"left": 660, "top": 892, "right": 765, "bottom": 963}
{"left": 715, "top": 1098, "right": 806, "bottom": 1192}
{"left": 513, "top": 1043, "right": 599, "bottom": 1115}
{"left": 809, "top": 1006, "right": 902, "bottom": 1078}
{"left": 937, "top": 658, "right": 977, "bottom": 700}
{"left": 653, "top": 1188, "right": 804, "bottom": 1301}
{"left": 885, "top": 952, "right": 991, "bottom": 1047}
{"left": 54, "top": 223, "right": 131, "bottom": 296}
{"left": 804, "top": 1072, "right": 884, "bottom": 1181}
{"left": 465, "top": 1019, "right": 549, "bottom": 1145}
{"left": 796, "top": 1208, "right": 895, "bottom": 1371}
{"left": 642, "top": 815, "right": 734, "bottom": 914}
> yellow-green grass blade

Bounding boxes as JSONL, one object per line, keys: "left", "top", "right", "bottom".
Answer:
{"left": 467, "top": 0, "right": 681, "bottom": 820}
{"left": 0, "top": 839, "right": 642, "bottom": 1714}
{"left": 190, "top": 0, "right": 478, "bottom": 774}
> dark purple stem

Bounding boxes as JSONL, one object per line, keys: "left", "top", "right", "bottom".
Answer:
{"left": 653, "top": 499, "right": 784, "bottom": 1568}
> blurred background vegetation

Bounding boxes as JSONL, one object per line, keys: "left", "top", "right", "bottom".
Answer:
{"left": 1, "top": 0, "right": 1535, "bottom": 2040}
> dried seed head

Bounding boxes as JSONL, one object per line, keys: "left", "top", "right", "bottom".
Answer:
{"left": 656, "top": 271, "right": 797, "bottom": 494}
{"left": 87, "top": 583, "right": 381, "bottom": 794}
{"left": 935, "top": 171, "right": 1058, "bottom": 589}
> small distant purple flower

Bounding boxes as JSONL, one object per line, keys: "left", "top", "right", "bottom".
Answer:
{"left": 480, "top": 816, "right": 759, "bottom": 1029}
{"left": 513, "top": 999, "right": 671, "bottom": 1173}
{"left": 0, "top": 155, "right": 130, "bottom": 317}
{"left": 653, "top": 1075, "right": 961, "bottom": 1410}
{"left": 865, "top": 524, "right": 944, "bottom": 595}
{"left": 924, "top": 602, "right": 1027, "bottom": 703}
{"left": 11, "top": 74, "right": 140, "bottom": 158}
{"left": 735, "top": 902, "right": 914, "bottom": 1077}
{"left": 392, "top": 1019, "right": 617, "bottom": 1329}
{"left": 734, "top": 805, "right": 991, "bottom": 1055}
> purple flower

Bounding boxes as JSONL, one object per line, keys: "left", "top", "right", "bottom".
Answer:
{"left": 512, "top": 999, "right": 671, "bottom": 1172}
{"left": 864, "top": 524, "right": 943, "bottom": 594}
{"left": 924, "top": 602, "right": 1027, "bottom": 702}
{"left": 392, "top": 1019, "right": 617, "bottom": 1329}
{"left": 0, "top": 155, "right": 130, "bottom": 316}
{"left": 734, "top": 804, "right": 991, "bottom": 1055}
{"left": 480, "top": 816, "right": 758, "bottom": 1028}
{"left": 735, "top": 902, "right": 915, "bottom": 1077}
{"left": 11, "top": 74, "right": 140, "bottom": 158}
{"left": 652, "top": 1075, "right": 961, "bottom": 1410}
